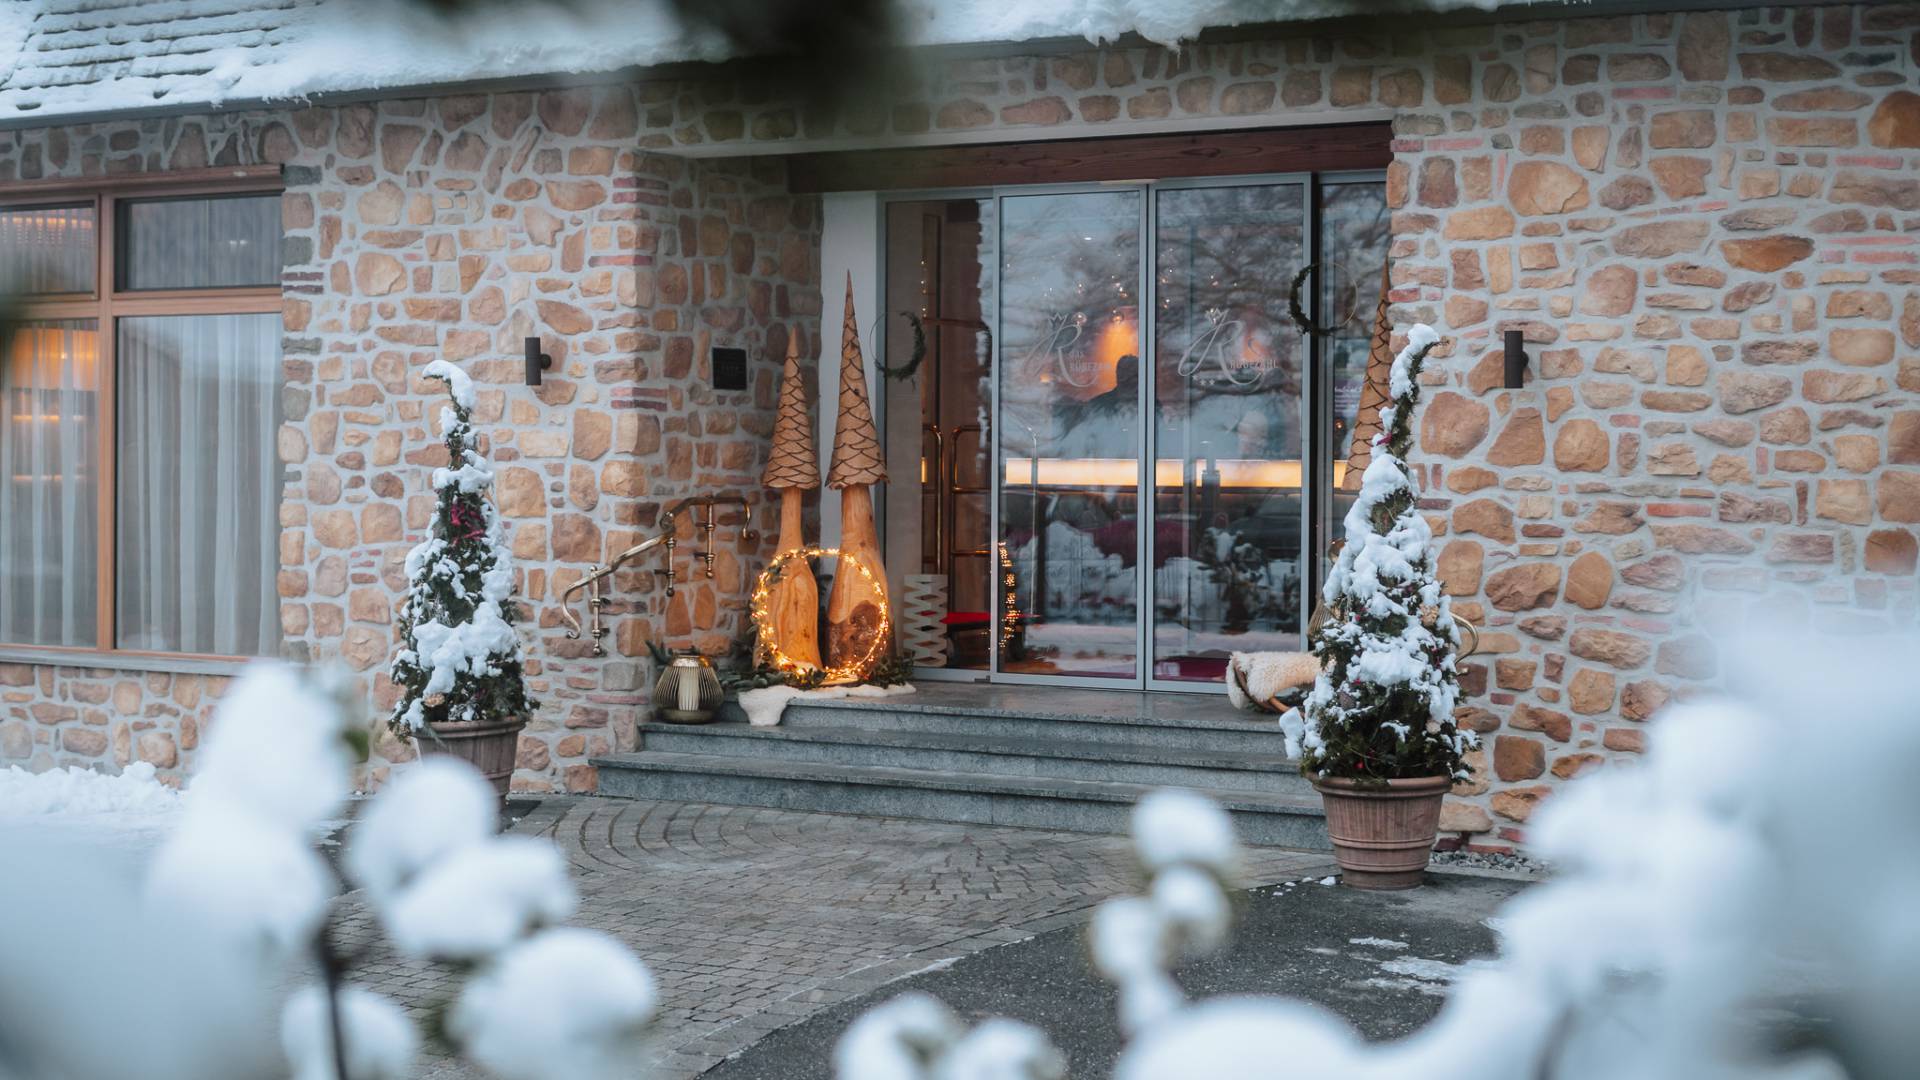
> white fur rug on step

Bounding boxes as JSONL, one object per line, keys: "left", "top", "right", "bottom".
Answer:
{"left": 736, "top": 682, "right": 917, "bottom": 727}
{"left": 1224, "top": 651, "right": 1319, "bottom": 758}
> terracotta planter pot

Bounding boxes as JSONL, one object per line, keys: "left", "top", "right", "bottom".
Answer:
{"left": 421, "top": 717, "right": 527, "bottom": 804}
{"left": 1310, "top": 774, "right": 1451, "bottom": 890}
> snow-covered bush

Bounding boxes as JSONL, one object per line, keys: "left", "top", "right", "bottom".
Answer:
{"left": 0, "top": 662, "right": 654, "bottom": 1080}
{"left": 840, "top": 630, "right": 1920, "bottom": 1080}
{"left": 1304, "top": 324, "right": 1472, "bottom": 781}
{"left": 834, "top": 992, "right": 1064, "bottom": 1080}
{"left": 389, "top": 359, "right": 534, "bottom": 734}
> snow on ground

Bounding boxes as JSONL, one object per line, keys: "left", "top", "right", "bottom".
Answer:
{"left": 0, "top": 762, "right": 180, "bottom": 818}
{"left": 0, "top": 764, "right": 185, "bottom": 877}
{"left": 0, "top": 762, "right": 347, "bottom": 864}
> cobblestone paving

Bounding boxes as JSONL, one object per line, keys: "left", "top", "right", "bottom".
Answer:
{"left": 336, "top": 796, "right": 1333, "bottom": 1078}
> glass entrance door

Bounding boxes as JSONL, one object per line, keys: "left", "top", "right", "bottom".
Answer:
{"left": 996, "top": 188, "right": 1144, "bottom": 681}
{"left": 881, "top": 174, "right": 1386, "bottom": 691}
{"left": 1147, "top": 180, "right": 1309, "bottom": 687}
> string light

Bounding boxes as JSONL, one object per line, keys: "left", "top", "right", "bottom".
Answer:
{"left": 750, "top": 546, "right": 891, "bottom": 684}
{"left": 997, "top": 541, "right": 1020, "bottom": 653}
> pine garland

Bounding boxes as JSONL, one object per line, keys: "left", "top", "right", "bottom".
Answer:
{"left": 1303, "top": 326, "right": 1473, "bottom": 783}
{"left": 388, "top": 362, "right": 534, "bottom": 736}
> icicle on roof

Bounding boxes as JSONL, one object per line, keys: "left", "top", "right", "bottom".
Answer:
{"left": 827, "top": 274, "right": 885, "bottom": 489}
{"left": 763, "top": 332, "right": 821, "bottom": 490}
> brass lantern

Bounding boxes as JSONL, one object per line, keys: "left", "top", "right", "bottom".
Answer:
{"left": 653, "top": 652, "right": 723, "bottom": 724}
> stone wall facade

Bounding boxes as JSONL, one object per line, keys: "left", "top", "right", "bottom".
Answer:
{"left": 5, "top": 5, "right": 1918, "bottom": 845}
{"left": 0, "top": 89, "right": 822, "bottom": 792}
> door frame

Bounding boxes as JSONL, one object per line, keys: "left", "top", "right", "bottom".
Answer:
{"left": 872, "top": 169, "right": 1385, "bottom": 693}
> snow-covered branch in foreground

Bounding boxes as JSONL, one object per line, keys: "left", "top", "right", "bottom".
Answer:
{"left": 841, "top": 630, "right": 1920, "bottom": 1080}
{"left": 834, "top": 992, "right": 1064, "bottom": 1080}
{"left": 0, "top": 662, "right": 655, "bottom": 1080}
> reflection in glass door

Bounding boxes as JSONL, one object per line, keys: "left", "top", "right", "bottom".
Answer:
{"left": 879, "top": 172, "right": 1386, "bottom": 690}
{"left": 996, "top": 189, "right": 1144, "bottom": 681}
{"left": 1148, "top": 181, "right": 1308, "bottom": 686}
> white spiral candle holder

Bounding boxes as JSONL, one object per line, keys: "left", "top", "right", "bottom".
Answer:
{"left": 900, "top": 574, "right": 950, "bottom": 667}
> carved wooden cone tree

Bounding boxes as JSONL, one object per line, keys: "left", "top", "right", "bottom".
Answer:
{"left": 1342, "top": 261, "right": 1395, "bottom": 492}
{"left": 762, "top": 333, "right": 822, "bottom": 671}
{"left": 825, "top": 275, "right": 891, "bottom": 676}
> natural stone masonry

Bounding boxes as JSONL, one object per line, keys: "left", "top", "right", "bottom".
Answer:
{"left": 1, "top": 93, "right": 821, "bottom": 792}
{"left": 5, "top": 5, "right": 1919, "bottom": 845}
{"left": 335, "top": 797, "right": 1332, "bottom": 1079}
{"left": 1382, "top": 4, "right": 1920, "bottom": 845}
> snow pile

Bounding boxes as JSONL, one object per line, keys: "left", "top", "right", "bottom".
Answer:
{"left": 736, "top": 680, "right": 916, "bottom": 728}
{"left": 0, "top": 761, "right": 180, "bottom": 819}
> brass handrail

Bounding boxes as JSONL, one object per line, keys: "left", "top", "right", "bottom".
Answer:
{"left": 659, "top": 494, "right": 758, "bottom": 595}
{"left": 559, "top": 531, "right": 670, "bottom": 655}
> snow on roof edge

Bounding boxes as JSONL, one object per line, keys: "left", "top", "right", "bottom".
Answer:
{"left": 0, "top": 0, "right": 1578, "bottom": 128}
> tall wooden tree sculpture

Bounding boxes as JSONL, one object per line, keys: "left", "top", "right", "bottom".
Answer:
{"left": 825, "top": 275, "right": 891, "bottom": 676}
{"left": 762, "top": 333, "right": 822, "bottom": 671}
{"left": 1341, "top": 262, "right": 1395, "bottom": 491}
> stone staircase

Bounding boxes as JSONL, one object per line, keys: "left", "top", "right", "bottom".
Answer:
{"left": 592, "top": 684, "right": 1327, "bottom": 849}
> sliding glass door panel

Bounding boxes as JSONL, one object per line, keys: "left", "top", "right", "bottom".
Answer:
{"left": 995, "top": 189, "right": 1143, "bottom": 682}
{"left": 1149, "top": 181, "right": 1309, "bottom": 685}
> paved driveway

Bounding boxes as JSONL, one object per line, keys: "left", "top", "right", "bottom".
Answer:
{"left": 336, "top": 795, "right": 1333, "bottom": 1078}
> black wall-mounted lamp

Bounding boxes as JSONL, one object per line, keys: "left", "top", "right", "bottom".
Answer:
{"left": 525, "top": 336, "right": 552, "bottom": 386}
{"left": 1503, "top": 329, "right": 1529, "bottom": 389}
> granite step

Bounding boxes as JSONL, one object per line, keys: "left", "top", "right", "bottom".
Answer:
{"left": 592, "top": 751, "right": 1329, "bottom": 849}
{"left": 777, "top": 692, "right": 1288, "bottom": 754}
{"left": 634, "top": 722, "right": 1314, "bottom": 796}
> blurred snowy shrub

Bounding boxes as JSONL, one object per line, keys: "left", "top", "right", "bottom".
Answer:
{"left": 0, "top": 662, "right": 655, "bottom": 1080}
{"left": 838, "top": 632, "right": 1919, "bottom": 1080}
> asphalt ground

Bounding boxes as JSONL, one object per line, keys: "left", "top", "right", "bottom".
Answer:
{"left": 705, "top": 871, "right": 1530, "bottom": 1079}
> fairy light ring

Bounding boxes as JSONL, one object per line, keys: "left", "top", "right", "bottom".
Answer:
{"left": 750, "top": 546, "right": 890, "bottom": 684}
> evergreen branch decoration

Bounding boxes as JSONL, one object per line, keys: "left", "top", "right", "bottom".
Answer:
{"left": 875, "top": 310, "right": 928, "bottom": 381}
{"left": 387, "top": 361, "right": 534, "bottom": 736}
{"left": 1302, "top": 325, "right": 1472, "bottom": 784}
{"left": 1286, "top": 263, "right": 1360, "bottom": 338}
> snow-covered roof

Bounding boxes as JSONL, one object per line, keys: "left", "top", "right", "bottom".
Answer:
{"left": 0, "top": 0, "right": 1556, "bottom": 127}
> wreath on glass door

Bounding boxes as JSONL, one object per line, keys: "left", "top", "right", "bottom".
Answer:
{"left": 1286, "top": 263, "right": 1362, "bottom": 338}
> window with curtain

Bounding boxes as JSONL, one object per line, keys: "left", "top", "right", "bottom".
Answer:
{"left": 0, "top": 188, "right": 283, "bottom": 657}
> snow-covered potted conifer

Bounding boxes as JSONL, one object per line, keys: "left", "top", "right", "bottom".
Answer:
{"left": 1303, "top": 324, "right": 1474, "bottom": 890}
{"left": 388, "top": 360, "right": 534, "bottom": 801}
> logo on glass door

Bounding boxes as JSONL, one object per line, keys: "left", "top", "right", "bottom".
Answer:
{"left": 1175, "top": 307, "right": 1263, "bottom": 387}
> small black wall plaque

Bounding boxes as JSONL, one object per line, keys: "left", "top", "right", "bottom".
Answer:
{"left": 712, "top": 346, "right": 748, "bottom": 391}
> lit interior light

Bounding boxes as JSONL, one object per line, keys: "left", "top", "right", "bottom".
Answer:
{"left": 999, "top": 457, "right": 1342, "bottom": 490}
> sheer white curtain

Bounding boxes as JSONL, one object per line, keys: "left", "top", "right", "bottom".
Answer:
{"left": 120, "top": 196, "right": 280, "bottom": 290}
{"left": 117, "top": 314, "right": 283, "bottom": 656}
{"left": 0, "top": 322, "right": 99, "bottom": 646}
